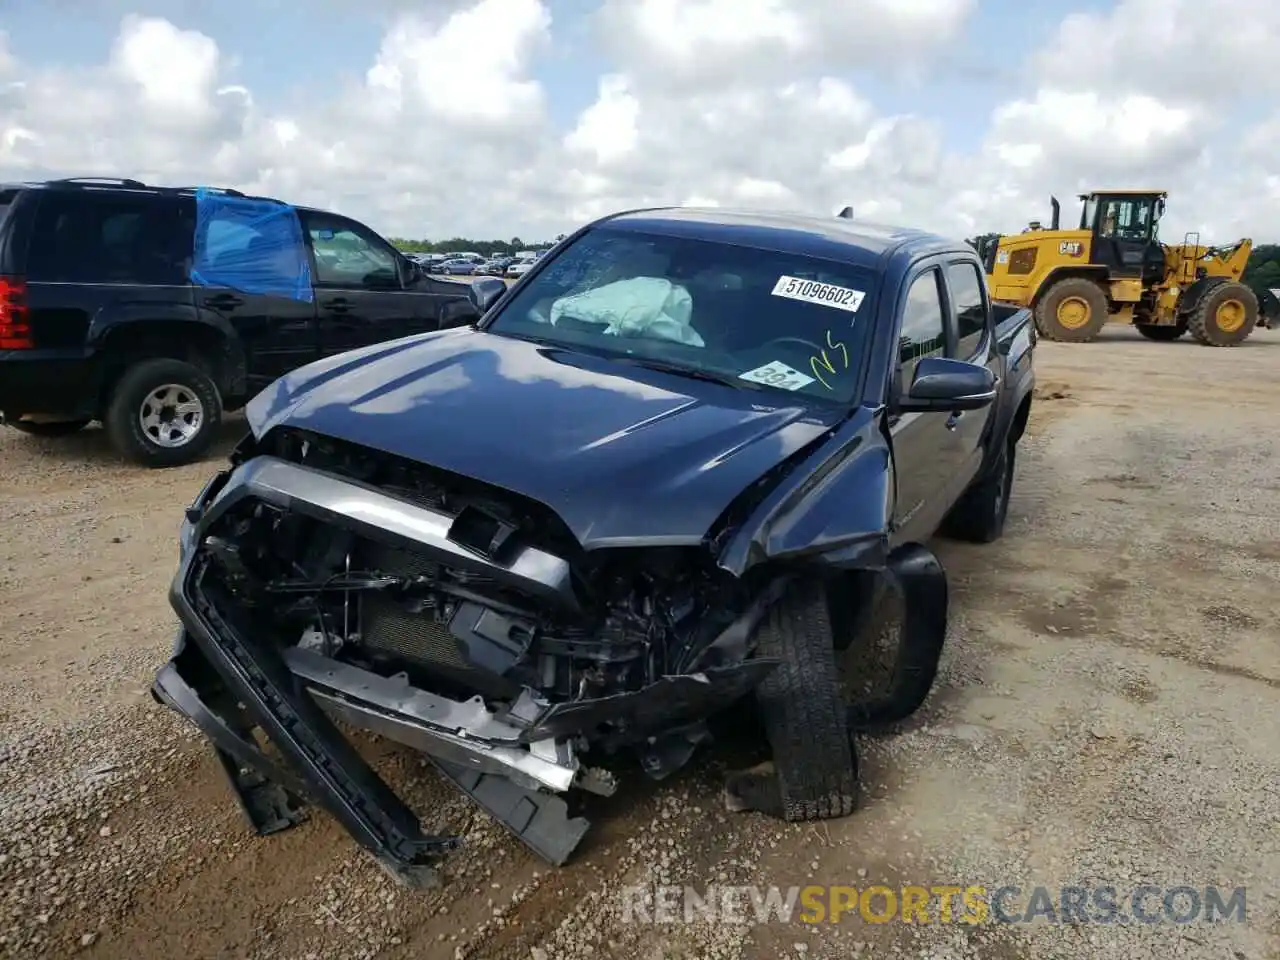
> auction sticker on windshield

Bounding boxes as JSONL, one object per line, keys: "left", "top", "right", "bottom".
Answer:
{"left": 771, "top": 276, "right": 865, "bottom": 314}
{"left": 740, "top": 360, "right": 816, "bottom": 391}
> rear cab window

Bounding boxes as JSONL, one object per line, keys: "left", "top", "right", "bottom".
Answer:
{"left": 484, "top": 226, "right": 878, "bottom": 404}
{"left": 946, "top": 260, "right": 989, "bottom": 358}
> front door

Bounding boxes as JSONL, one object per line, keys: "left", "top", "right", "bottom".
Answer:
{"left": 302, "top": 212, "right": 440, "bottom": 356}
{"left": 887, "top": 264, "right": 967, "bottom": 544}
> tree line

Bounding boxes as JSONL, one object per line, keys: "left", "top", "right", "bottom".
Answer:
{"left": 387, "top": 235, "right": 567, "bottom": 256}
{"left": 1244, "top": 244, "right": 1280, "bottom": 298}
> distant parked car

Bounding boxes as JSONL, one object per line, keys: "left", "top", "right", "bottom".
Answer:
{"left": 506, "top": 257, "right": 536, "bottom": 278}
{"left": 438, "top": 259, "right": 478, "bottom": 276}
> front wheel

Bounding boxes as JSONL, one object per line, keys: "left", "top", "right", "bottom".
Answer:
{"left": 1188, "top": 282, "right": 1259, "bottom": 346}
{"left": 748, "top": 579, "right": 858, "bottom": 821}
{"left": 104, "top": 358, "right": 222, "bottom": 467}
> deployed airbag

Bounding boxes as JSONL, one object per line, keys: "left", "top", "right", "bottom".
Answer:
{"left": 548, "top": 278, "right": 705, "bottom": 347}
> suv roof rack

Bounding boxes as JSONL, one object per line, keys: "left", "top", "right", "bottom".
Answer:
{"left": 51, "top": 177, "right": 149, "bottom": 188}
{"left": 41, "top": 177, "right": 284, "bottom": 205}
{"left": 179, "top": 186, "right": 247, "bottom": 198}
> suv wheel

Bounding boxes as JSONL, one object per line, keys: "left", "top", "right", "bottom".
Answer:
{"left": 105, "top": 358, "right": 222, "bottom": 467}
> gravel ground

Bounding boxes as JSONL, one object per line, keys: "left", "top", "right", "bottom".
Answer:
{"left": 1, "top": 327, "right": 1278, "bottom": 960}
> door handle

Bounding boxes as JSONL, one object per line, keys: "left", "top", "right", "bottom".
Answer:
{"left": 205, "top": 293, "right": 243, "bottom": 307}
{"left": 946, "top": 411, "right": 962, "bottom": 430}
{"left": 322, "top": 297, "right": 351, "bottom": 313}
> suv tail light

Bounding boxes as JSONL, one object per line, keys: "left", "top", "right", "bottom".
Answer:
{"left": 0, "top": 277, "right": 32, "bottom": 349}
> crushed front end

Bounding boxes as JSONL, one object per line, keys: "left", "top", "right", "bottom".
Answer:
{"left": 154, "top": 430, "right": 782, "bottom": 884}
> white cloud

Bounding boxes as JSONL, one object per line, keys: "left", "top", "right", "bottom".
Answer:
{"left": 595, "top": 0, "right": 976, "bottom": 90}
{"left": 0, "top": 0, "right": 1274, "bottom": 245}
{"left": 563, "top": 74, "right": 639, "bottom": 165}
{"left": 108, "top": 15, "right": 221, "bottom": 118}
{"left": 1035, "top": 0, "right": 1280, "bottom": 103}
{"left": 364, "top": 0, "right": 551, "bottom": 125}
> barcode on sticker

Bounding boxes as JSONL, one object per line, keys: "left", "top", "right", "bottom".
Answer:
{"left": 771, "top": 275, "right": 865, "bottom": 313}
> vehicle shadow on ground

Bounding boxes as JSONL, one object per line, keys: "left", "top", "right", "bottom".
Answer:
{"left": 1094, "top": 326, "right": 1280, "bottom": 347}
{"left": 6, "top": 416, "right": 248, "bottom": 469}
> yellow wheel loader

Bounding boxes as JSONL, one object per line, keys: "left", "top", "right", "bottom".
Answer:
{"left": 979, "top": 191, "right": 1274, "bottom": 346}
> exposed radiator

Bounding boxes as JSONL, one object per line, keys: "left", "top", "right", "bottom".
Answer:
{"left": 357, "top": 541, "right": 469, "bottom": 670}
{"left": 360, "top": 592, "right": 469, "bottom": 670}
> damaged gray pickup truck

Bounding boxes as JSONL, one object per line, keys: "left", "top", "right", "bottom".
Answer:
{"left": 153, "top": 208, "right": 1036, "bottom": 886}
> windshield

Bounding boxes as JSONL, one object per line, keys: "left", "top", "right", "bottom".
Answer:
{"left": 484, "top": 226, "right": 876, "bottom": 403}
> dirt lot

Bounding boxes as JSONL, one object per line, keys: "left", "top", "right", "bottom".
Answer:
{"left": 1, "top": 329, "right": 1278, "bottom": 960}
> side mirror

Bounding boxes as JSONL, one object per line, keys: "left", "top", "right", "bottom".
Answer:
{"left": 469, "top": 277, "right": 507, "bottom": 314}
{"left": 898, "top": 357, "right": 996, "bottom": 412}
{"left": 399, "top": 258, "right": 422, "bottom": 286}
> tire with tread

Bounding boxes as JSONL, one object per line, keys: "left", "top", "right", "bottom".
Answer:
{"left": 943, "top": 441, "right": 1015, "bottom": 543}
{"left": 1134, "top": 323, "right": 1185, "bottom": 341}
{"left": 104, "top": 357, "right": 222, "bottom": 467}
{"left": 9, "top": 419, "right": 91, "bottom": 437}
{"left": 1033, "top": 277, "right": 1109, "bottom": 342}
{"left": 753, "top": 578, "right": 858, "bottom": 821}
{"left": 1187, "top": 282, "right": 1258, "bottom": 347}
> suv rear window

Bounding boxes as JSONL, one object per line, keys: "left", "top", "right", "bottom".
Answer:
{"left": 26, "top": 191, "right": 193, "bottom": 285}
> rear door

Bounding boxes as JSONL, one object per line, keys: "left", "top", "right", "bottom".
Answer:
{"left": 190, "top": 202, "right": 318, "bottom": 390}
{"left": 886, "top": 262, "right": 968, "bottom": 542}
{"left": 940, "top": 258, "right": 999, "bottom": 493}
{"left": 301, "top": 211, "right": 442, "bottom": 356}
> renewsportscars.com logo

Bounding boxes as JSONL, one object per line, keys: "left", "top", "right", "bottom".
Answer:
{"left": 618, "top": 884, "right": 1248, "bottom": 926}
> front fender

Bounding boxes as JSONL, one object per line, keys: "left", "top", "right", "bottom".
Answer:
{"left": 716, "top": 407, "right": 892, "bottom": 576}
{"left": 1175, "top": 276, "right": 1226, "bottom": 315}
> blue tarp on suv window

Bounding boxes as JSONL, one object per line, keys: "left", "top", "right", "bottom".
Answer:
{"left": 189, "top": 188, "right": 313, "bottom": 302}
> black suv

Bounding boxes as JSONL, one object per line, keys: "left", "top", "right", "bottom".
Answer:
{"left": 0, "top": 177, "right": 504, "bottom": 466}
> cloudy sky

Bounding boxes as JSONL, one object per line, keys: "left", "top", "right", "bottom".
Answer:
{"left": 0, "top": 0, "right": 1276, "bottom": 244}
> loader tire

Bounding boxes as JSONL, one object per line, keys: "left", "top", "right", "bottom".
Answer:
{"left": 1188, "top": 282, "right": 1258, "bottom": 347}
{"left": 1135, "top": 322, "right": 1186, "bottom": 341}
{"left": 1034, "top": 277, "right": 1109, "bottom": 342}
{"left": 751, "top": 579, "right": 858, "bottom": 821}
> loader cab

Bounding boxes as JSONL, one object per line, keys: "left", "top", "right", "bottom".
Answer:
{"left": 1079, "top": 190, "right": 1167, "bottom": 282}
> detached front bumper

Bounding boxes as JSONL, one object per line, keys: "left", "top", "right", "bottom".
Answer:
{"left": 153, "top": 593, "right": 614, "bottom": 883}
{"left": 155, "top": 454, "right": 778, "bottom": 882}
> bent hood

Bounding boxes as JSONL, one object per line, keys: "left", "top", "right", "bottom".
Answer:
{"left": 245, "top": 328, "right": 844, "bottom": 549}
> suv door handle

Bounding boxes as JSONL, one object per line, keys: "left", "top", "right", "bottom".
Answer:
{"left": 205, "top": 292, "right": 243, "bottom": 307}
{"left": 322, "top": 297, "right": 351, "bottom": 313}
